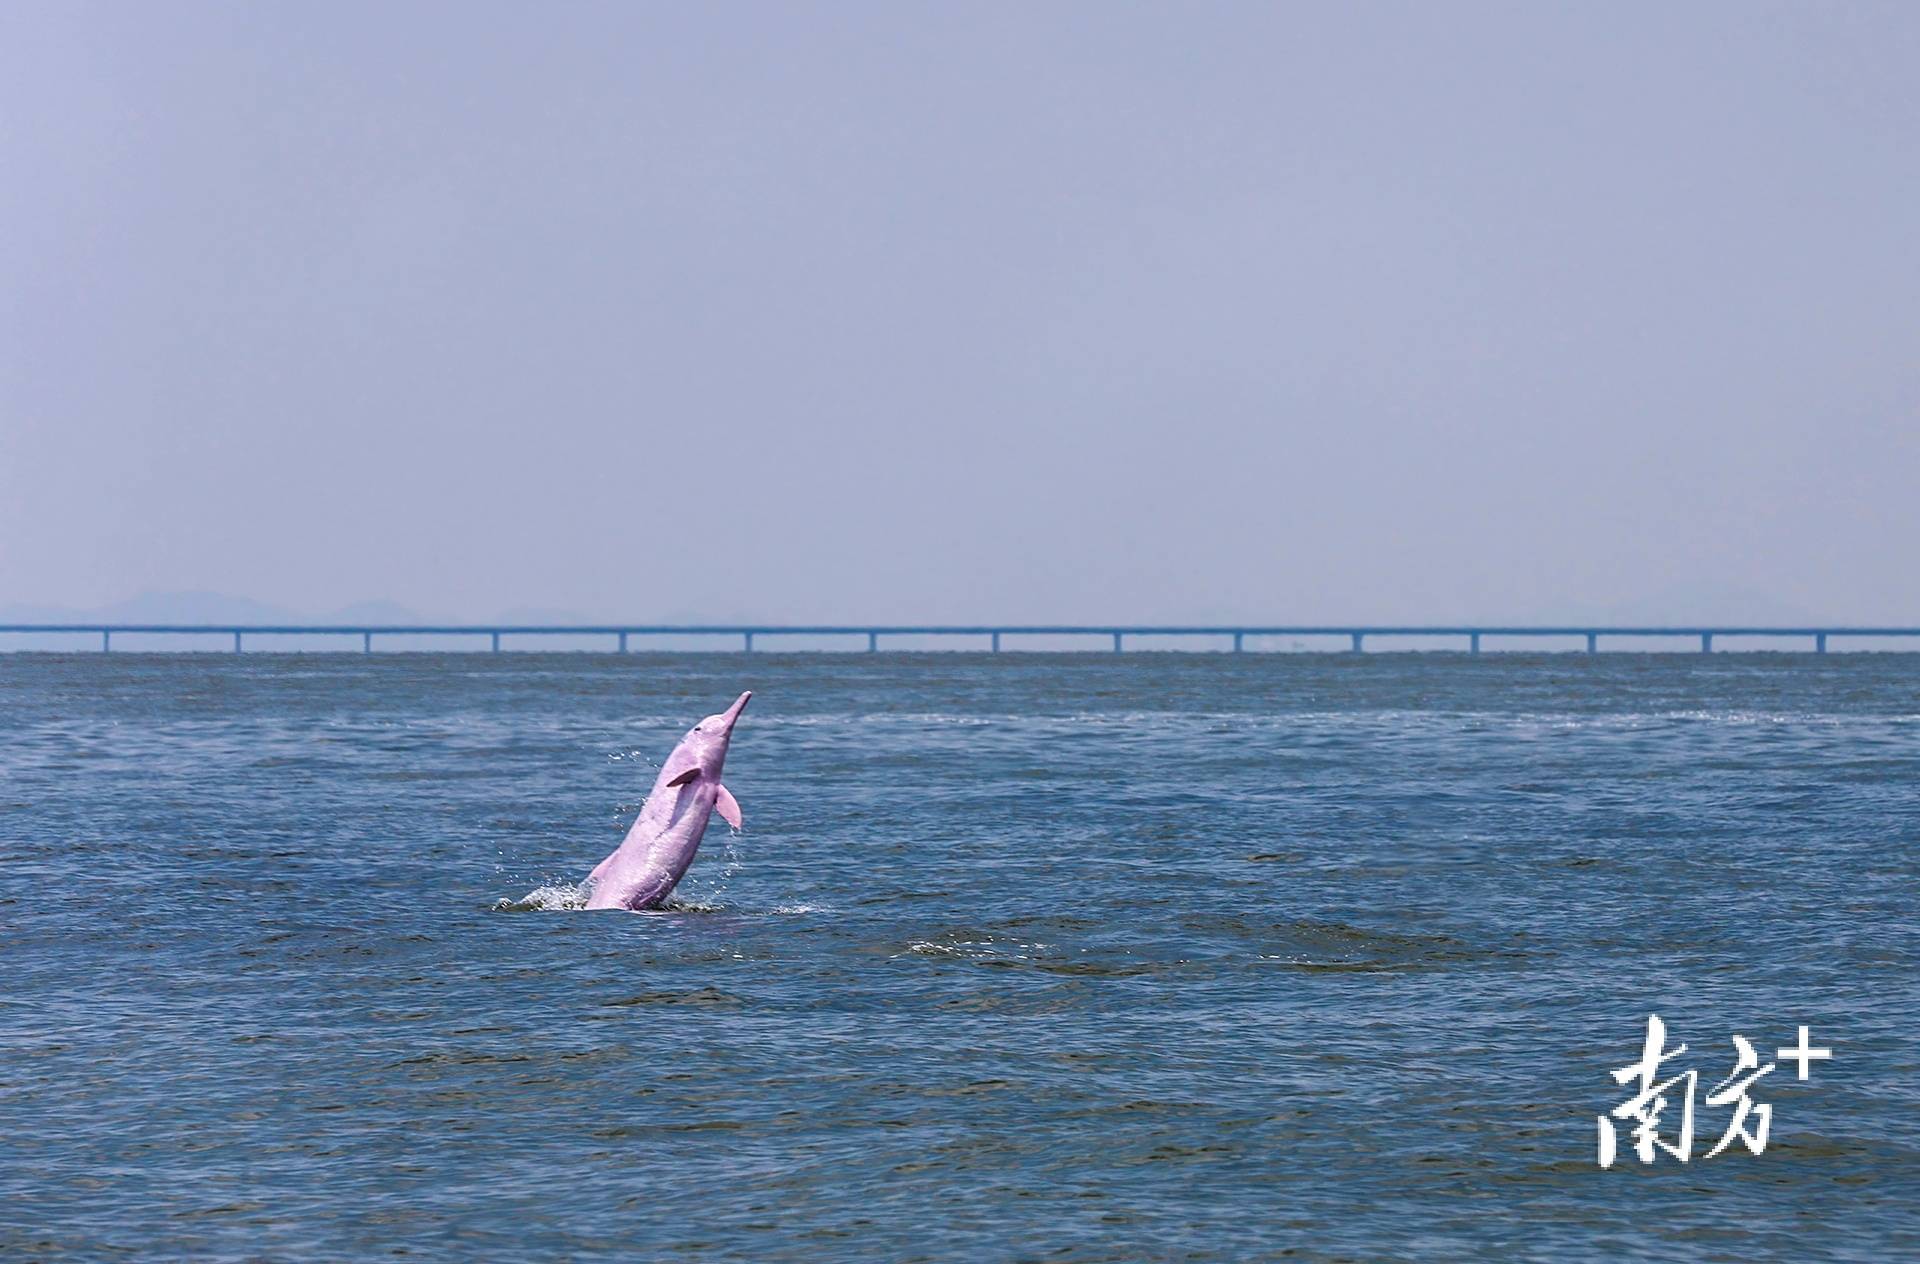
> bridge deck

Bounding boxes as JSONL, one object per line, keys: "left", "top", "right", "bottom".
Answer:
{"left": 2, "top": 624, "right": 1916, "bottom": 653}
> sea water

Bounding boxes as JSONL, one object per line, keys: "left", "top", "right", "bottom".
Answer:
{"left": 2, "top": 652, "right": 1915, "bottom": 1259}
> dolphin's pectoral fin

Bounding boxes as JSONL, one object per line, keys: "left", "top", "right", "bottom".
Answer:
{"left": 665, "top": 766, "right": 701, "bottom": 787}
{"left": 588, "top": 850, "right": 618, "bottom": 883}
{"left": 715, "top": 783, "right": 742, "bottom": 830}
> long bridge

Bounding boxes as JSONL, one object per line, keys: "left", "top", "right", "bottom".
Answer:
{"left": 2, "top": 624, "right": 1916, "bottom": 653}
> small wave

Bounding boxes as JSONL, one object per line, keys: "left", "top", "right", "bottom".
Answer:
{"left": 902, "top": 936, "right": 1167, "bottom": 978}
{"left": 602, "top": 986, "right": 742, "bottom": 1008}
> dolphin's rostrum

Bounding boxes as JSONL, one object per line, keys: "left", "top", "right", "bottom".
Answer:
{"left": 585, "top": 691, "right": 750, "bottom": 911}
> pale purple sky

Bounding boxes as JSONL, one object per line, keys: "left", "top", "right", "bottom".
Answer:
{"left": 3, "top": 2, "right": 1916, "bottom": 623}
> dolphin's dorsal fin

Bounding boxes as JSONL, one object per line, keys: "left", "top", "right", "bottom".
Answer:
{"left": 665, "top": 766, "right": 701, "bottom": 787}
{"left": 715, "top": 783, "right": 742, "bottom": 830}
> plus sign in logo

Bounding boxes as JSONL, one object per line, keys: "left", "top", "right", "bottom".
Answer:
{"left": 1776, "top": 1025, "right": 1833, "bottom": 1080}
{"left": 1598, "top": 1016, "right": 1835, "bottom": 1168}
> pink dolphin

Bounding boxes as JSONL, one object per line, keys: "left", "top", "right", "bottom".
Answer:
{"left": 585, "top": 691, "right": 751, "bottom": 911}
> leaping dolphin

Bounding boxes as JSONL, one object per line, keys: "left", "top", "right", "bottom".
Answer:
{"left": 585, "top": 691, "right": 751, "bottom": 911}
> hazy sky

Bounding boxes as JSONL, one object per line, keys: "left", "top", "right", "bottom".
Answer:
{"left": 3, "top": 2, "right": 1916, "bottom": 623}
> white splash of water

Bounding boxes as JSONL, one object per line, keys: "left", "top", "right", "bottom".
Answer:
{"left": 498, "top": 882, "right": 590, "bottom": 911}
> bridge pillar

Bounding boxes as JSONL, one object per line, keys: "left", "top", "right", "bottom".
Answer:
{"left": 991, "top": 632, "right": 1001, "bottom": 653}
{"left": 1586, "top": 632, "right": 1598, "bottom": 655}
{"left": 233, "top": 631, "right": 242, "bottom": 654}
{"left": 1700, "top": 633, "right": 1713, "bottom": 654}
{"left": 1815, "top": 633, "right": 1827, "bottom": 654}
{"left": 1233, "top": 632, "right": 1244, "bottom": 653}
{"left": 744, "top": 632, "right": 754, "bottom": 653}
{"left": 491, "top": 632, "right": 501, "bottom": 653}
{"left": 618, "top": 632, "right": 628, "bottom": 653}
{"left": 363, "top": 631, "right": 372, "bottom": 653}
{"left": 1469, "top": 632, "right": 1480, "bottom": 655}
{"left": 868, "top": 632, "right": 878, "bottom": 652}
{"left": 1350, "top": 632, "right": 1364, "bottom": 653}
{"left": 1113, "top": 632, "right": 1123, "bottom": 652}
{"left": 102, "top": 630, "right": 110, "bottom": 653}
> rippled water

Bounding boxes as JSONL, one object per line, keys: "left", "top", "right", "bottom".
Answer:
{"left": 2, "top": 652, "right": 1916, "bottom": 1259}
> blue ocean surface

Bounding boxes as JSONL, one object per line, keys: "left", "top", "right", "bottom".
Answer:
{"left": 2, "top": 652, "right": 1916, "bottom": 1260}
